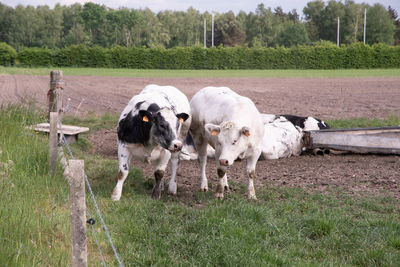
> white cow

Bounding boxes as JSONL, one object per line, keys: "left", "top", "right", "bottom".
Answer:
{"left": 260, "top": 114, "right": 330, "bottom": 157}
{"left": 112, "top": 84, "right": 191, "bottom": 200}
{"left": 260, "top": 116, "right": 303, "bottom": 160}
{"left": 190, "top": 86, "right": 264, "bottom": 199}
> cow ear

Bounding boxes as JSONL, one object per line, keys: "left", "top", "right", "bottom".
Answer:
{"left": 138, "top": 110, "right": 153, "bottom": 123}
{"left": 205, "top": 124, "right": 220, "bottom": 136}
{"left": 176, "top": 113, "right": 189, "bottom": 123}
{"left": 241, "top": 126, "right": 250, "bottom": 137}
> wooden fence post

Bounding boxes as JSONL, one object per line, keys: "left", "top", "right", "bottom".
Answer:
{"left": 48, "top": 70, "right": 63, "bottom": 119}
{"left": 49, "top": 112, "right": 58, "bottom": 177}
{"left": 69, "top": 160, "right": 88, "bottom": 267}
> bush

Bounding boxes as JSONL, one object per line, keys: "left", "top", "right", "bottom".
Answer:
{"left": 0, "top": 42, "right": 17, "bottom": 66}
{"left": 10, "top": 43, "right": 400, "bottom": 69}
{"left": 17, "top": 47, "right": 53, "bottom": 67}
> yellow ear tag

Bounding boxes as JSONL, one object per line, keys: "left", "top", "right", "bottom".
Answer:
{"left": 179, "top": 118, "right": 184, "bottom": 123}
{"left": 142, "top": 116, "right": 149, "bottom": 122}
{"left": 244, "top": 130, "right": 250, "bottom": 137}
{"left": 211, "top": 130, "right": 218, "bottom": 136}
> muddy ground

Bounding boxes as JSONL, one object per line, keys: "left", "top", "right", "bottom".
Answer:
{"left": 1, "top": 74, "right": 399, "bottom": 200}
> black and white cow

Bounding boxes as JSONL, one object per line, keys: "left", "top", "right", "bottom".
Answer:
{"left": 112, "top": 84, "right": 191, "bottom": 200}
{"left": 260, "top": 114, "right": 330, "bottom": 158}
{"left": 190, "top": 86, "right": 264, "bottom": 200}
{"left": 277, "top": 114, "right": 330, "bottom": 132}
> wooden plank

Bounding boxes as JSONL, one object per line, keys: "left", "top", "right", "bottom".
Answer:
{"left": 306, "top": 131, "right": 400, "bottom": 154}
{"left": 31, "top": 123, "right": 89, "bottom": 135}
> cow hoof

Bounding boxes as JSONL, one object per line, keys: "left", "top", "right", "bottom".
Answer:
{"left": 200, "top": 186, "right": 208, "bottom": 192}
{"left": 168, "top": 183, "right": 177, "bottom": 195}
{"left": 215, "top": 192, "right": 224, "bottom": 199}
{"left": 167, "top": 188, "right": 177, "bottom": 195}
{"left": 247, "top": 195, "right": 257, "bottom": 200}
{"left": 111, "top": 193, "right": 121, "bottom": 201}
{"left": 152, "top": 187, "right": 161, "bottom": 200}
{"left": 111, "top": 189, "right": 121, "bottom": 201}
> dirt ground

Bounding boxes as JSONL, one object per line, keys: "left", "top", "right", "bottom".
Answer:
{"left": 1, "top": 74, "right": 399, "bottom": 200}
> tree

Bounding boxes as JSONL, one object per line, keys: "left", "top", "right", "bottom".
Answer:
{"left": 288, "top": 9, "right": 300, "bottom": 23}
{"left": 81, "top": 2, "right": 107, "bottom": 46}
{"left": 342, "top": 0, "right": 364, "bottom": 44}
{"left": 366, "top": 4, "right": 395, "bottom": 45}
{"left": 137, "top": 8, "right": 170, "bottom": 48}
{"left": 388, "top": 6, "right": 400, "bottom": 45}
{"left": 303, "top": 0, "right": 325, "bottom": 42}
{"left": 214, "top": 11, "right": 245, "bottom": 46}
{"left": 277, "top": 22, "right": 310, "bottom": 47}
{"left": 320, "top": 0, "right": 345, "bottom": 43}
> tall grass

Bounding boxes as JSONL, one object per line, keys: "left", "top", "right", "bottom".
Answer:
{"left": 1, "top": 66, "right": 400, "bottom": 78}
{"left": 0, "top": 103, "right": 72, "bottom": 265}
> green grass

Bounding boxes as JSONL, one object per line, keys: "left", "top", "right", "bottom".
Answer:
{"left": 0, "top": 104, "right": 71, "bottom": 266}
{"left": 327, "top": 115, "right": 400, "bottom": 129}
{"left": 1, "top": 106, "right": 399, "bottom": 266}
{"left": 1, "top": 66, "right": 400, "bottom": 78}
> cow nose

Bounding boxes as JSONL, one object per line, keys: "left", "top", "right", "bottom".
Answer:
{"left": 219, "top": 159, "right": 229, "bottom": 166}
{"left": 174, "top": 143, "right": 183, "bottom": 151}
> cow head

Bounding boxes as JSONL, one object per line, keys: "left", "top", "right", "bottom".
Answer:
{"left": 205, "top": 121, "right": 251, "bottom": 167}
{"left": 139, "top": 107, "right": 189, "bottom": 152}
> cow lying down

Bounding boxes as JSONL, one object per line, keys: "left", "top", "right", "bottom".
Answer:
{"left": 259, "top": 114, "right": 330, "bottom": 159}
{"left": 112, "top": 84, "right": 191, "bottom": 200}
{"left": 181, "top": 113, "right": 329, "bottom": 161}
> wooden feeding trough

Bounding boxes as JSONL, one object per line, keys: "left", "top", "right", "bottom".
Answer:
{"left": 30, "top": 123, "right": 89, "bottom": 144}
{"left": 304, "top": 126, "right": 400, "bottom": 155}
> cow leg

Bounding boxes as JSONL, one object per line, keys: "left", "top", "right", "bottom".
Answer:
{"left": 246, "top": 149, "right": 262, "bottom": 200}
{"left": 152, "top": 149, "right": 171, "bottom": 200}
{"left": 111, "top": 144, "right": 130, "bottom": 201}
{"left": 215, "top": 150, "right": 229, "bottom": 199}
{"left": 195, "top": 138, "right": 209, "bottom": 192}
{"left": 167, "top": 152, "right": 179, "bottom": 195}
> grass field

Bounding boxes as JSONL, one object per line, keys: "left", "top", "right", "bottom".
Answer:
{"left": 1, "top": 66, "right": 400, "bottom": 78}
{"left": 1, "top": 105, "right": 399, "bottom": 266}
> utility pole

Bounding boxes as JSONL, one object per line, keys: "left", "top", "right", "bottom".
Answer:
{"left": 211, "top": 13, "right": 215, "bottom": 47}
{"left": 204, "top": 18, "right": 206, "bottom": 48}
{"left": 337, "top": 17, "right": 340, "bottom": 47}
{"left": 363, "top": 8, "right": 366, "bottom": 44}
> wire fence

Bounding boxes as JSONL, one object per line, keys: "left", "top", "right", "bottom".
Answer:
{"left": 58, "top": 117, "right": 124, "bottom": 267}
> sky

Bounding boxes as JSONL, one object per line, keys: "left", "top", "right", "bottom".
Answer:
{"left": 2, "top": 0, "right": 400, "bottom": 17}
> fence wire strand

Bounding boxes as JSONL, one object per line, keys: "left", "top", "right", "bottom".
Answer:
{"left": 57, "top": 118, "right": 124, "bottom": 267}
{"left": 86, "top": 209, "right": 107, "bottom": 267}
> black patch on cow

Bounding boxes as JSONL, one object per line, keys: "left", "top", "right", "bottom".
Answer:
{"left": 117, "top": 111, "right": 151, "bottom": 144}
{"left": 153, "top": 113, "right": 175, "bottom": 148}
{"left": 280, "top": 114, "right": 306, "bottom": 129}
{"left": 184, "top": 132, "right": 195, "bottom": 147}
{"left": 135, "top": 101, "right": 145, "bottom": 110}
{"left": 318, "top": 121, "right": 330, "bottom": 129}
{"left": 280, "top": 114, "right": 330, "bottom": 130}
{"left": 147, "top": 103, "right": 161, "bottom": 113}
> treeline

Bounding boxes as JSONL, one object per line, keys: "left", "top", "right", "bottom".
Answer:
{"left": 0, "top": 1, "right": 399, "bottom": 50}
{"left": 1, "top": 41, "right": 399, "bottom": 69}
